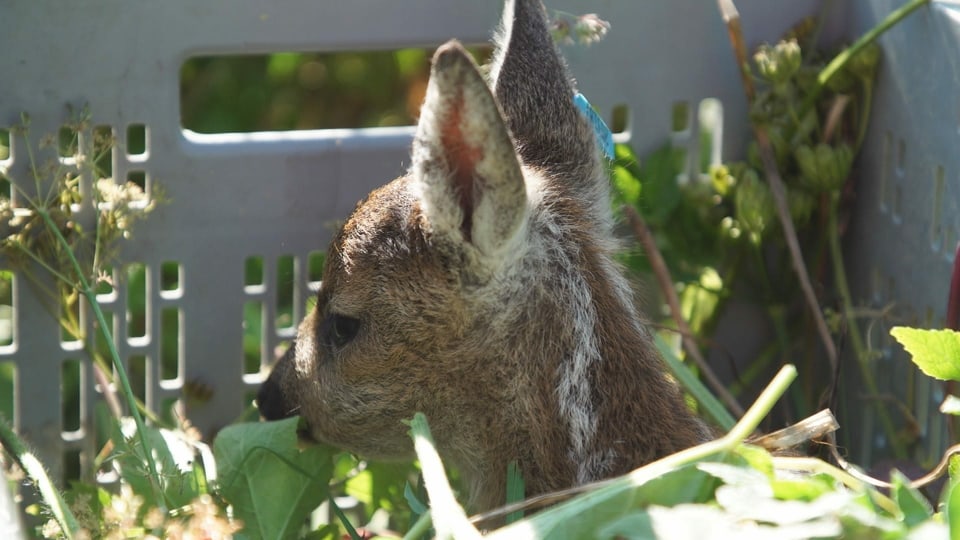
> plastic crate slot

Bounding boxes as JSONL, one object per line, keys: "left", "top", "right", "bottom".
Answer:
{"left": 610, "top": 103, "right": 630, "bottom": 136}
{"left": 95, "top": 265, "right": 117, "bottom": 301}
{"left": 931, "top": 165, "right": 945, "bottom": 252}
{"left": 671, "top": 101, "right": 691, "bottom": 134}
{"left": 159, "top": 396, "right": 182, "bottom": 428}
{"left": 92, "top": 124, "right": 115, "bottom": 179}
{"left": 125, "top": 123, "right": 148, "bottom": 158}
{"left": 57, "top": 124, "right": 79, "bottom": 159}
{"left": 92, "top": 310, "right": 114, "bottom": 370}
{"left": 160, "top": 307, "right": 181, "bottom": 385}
{"left": 307, "top": 250, "right": 324, "bottom": 285}
{"left": 275, "top": 254, "right": 296, "bottom": 331}
{"left": 61, "top": 358, "right": 83, "bottom": 435}
{"left": 245, "top": 389, "right": 259, "bottom": 413}
{"left": 160, "top": 260, "right": 182, "bottom": 299}
{"left": 129, "top": 354, "right": 148, "bottom": 405}
{"left": 179, "top": 47, "right": 468, "bottom": 134}
{"left": 243, "top": 300, "right": 264, "bottom": 376}
{"left": 0, "top": 171, "right": 9, "bottom": 201}
{"left": 0, "top": 272, "right": 14, "bottom": 349}
{"left": 60, "top": 290, "right": 84, "bottom": 346}
{"left": 0, "top": 361, "right": 15, "bottom": 423}
{"left": 0, "top": 127, "right": 10, "bottom": 162}
{"left": 127, "top": 169, "right": 147, "bottom": 193}
{"left": 62, "top": 448, "right": 82, "bottom": 485}
{"left": 276, "top": 340, "right": 291, "bottom": 363}
{"left": 126, "top": 263, "right": 148, "bottom": 340}
{"left": 244, "top": 255, "right": 265, "bottom": 295}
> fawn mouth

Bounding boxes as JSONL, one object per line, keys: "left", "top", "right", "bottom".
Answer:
{"left": 294, "top": 417, "right": 320, "bottom": 445}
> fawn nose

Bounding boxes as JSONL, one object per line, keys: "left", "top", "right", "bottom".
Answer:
{"left": 256, "top": 345, "right": 297, "bottom": 421}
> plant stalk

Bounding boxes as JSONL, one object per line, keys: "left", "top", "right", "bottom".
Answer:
{"left": 826, "top": 194, "right": 906, "bottom": 458}
{"left": 33, "top": 206, "right": 168, "bottom": 511}
{"left": 814, "top": 0, "right": 930, "bottom": 101}
{"left": 0, "top": 413, "right": 81, "bottom": 538}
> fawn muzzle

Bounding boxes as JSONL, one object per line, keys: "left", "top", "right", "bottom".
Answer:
{"left": 256, "top": 344, "right": 298, "bottom": 422}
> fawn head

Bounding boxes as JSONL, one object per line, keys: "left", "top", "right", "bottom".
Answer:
{"left": 258, "top": 0, "right": 706, "bottom": 510}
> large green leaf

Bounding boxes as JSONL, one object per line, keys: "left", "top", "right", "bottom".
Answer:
{"left": 890, "top": 327, "right": 960, "bottom": 382}
{"left": 214, "top": 418, "right": 335, "bottom": 540}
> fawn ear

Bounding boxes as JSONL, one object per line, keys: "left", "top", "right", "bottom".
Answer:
{"left": 411, "top": 40, "right": 527, "bottom": 262}
{"left": 489, "top": 0, "right": 602, "bottom": 196}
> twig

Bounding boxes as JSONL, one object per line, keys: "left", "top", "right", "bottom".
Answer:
{"left": 624, "top": 205, "right": 744, "bottom": 417}
{"left": 717, "top": 0, "right": 754, "bottom": 101}
{"left": 717, "top": 0, "right": 839, "bottom": 375}
{"left": 825, "top": 431, "right": 960, "bottom": 491}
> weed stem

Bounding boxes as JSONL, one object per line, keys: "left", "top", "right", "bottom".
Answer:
{"left": 826, "top": 194, "right": 906, "bottom": 457}
{"left": 33, "top": 205, "right": 168, "bottom": 511}
{"left": 0, "top": 413, "right": 81, "bottom": 538}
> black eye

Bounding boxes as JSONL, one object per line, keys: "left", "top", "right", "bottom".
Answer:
{"left": 322, "top": 313, "right": 361, "bottom": 349}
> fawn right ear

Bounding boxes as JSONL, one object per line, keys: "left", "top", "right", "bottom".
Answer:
{"left": 411, "top": 41, "right": 527, "bottom": 265}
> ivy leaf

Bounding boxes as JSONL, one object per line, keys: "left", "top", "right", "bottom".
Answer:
{"left": 214, "top": 417, "right": 335, "bottom": 540}
{"left": 890, "top": 327, "right": 960, "bottom": 381}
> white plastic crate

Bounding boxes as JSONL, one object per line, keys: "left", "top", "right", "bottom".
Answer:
{"left": 1, "top": 0, "right": 956, "bottom": 486}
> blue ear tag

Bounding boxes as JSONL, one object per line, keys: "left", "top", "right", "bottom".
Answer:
{"left": 573, "top": 92, "right": 615, "bottom": 160}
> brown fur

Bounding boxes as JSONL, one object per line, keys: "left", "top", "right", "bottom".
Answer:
{"left": 257, "top": 0, "right": 709, "bottom": 512}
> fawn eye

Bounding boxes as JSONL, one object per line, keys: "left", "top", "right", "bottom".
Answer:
{"left": 322, "top": 313, "right": 361, "bottom": 349}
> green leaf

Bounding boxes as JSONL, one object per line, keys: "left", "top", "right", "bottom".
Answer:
{"left": 214, "top": 418, "right": 336, "bottom": 540}
{"left": 770, "top": 474, "right": 834, "bottom": 502}
{"left": 637, "top": 144, "right": 685, "bottom": 224}
{"left": 344, "top": 461, "right": 414, "bottom": 517}
{"left": 612, "top": 164, "right": 642, "bottom": 207}
{"left": 891, "top": 327, "right": 960, "bottom": 381}
{"left": 945, "top": 480, "right": 960, "bottom": 540}
{"left": 611, "top": 143, "right": 643, "bottom": 208}
{"left": 890, "top": 470, "right": 933, "bottom": 529}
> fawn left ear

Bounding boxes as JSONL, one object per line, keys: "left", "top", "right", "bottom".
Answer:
{"left": 411, "top": 40, "right": 527, "bottom": 261}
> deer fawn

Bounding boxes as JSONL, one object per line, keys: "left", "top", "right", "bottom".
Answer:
{"left": 257, "top": 0, "right": 710, "bottom": 511}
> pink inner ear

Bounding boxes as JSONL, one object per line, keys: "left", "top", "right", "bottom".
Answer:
{"left": 440, "top": 90, "right": 484, "bottom": 242}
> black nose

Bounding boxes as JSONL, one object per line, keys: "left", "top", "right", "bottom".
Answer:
{"left": 257, "top": 345, "right": 298, "bottom": 420}
{"left": 256, "top": 374, "right": 295, "bottom": 420}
